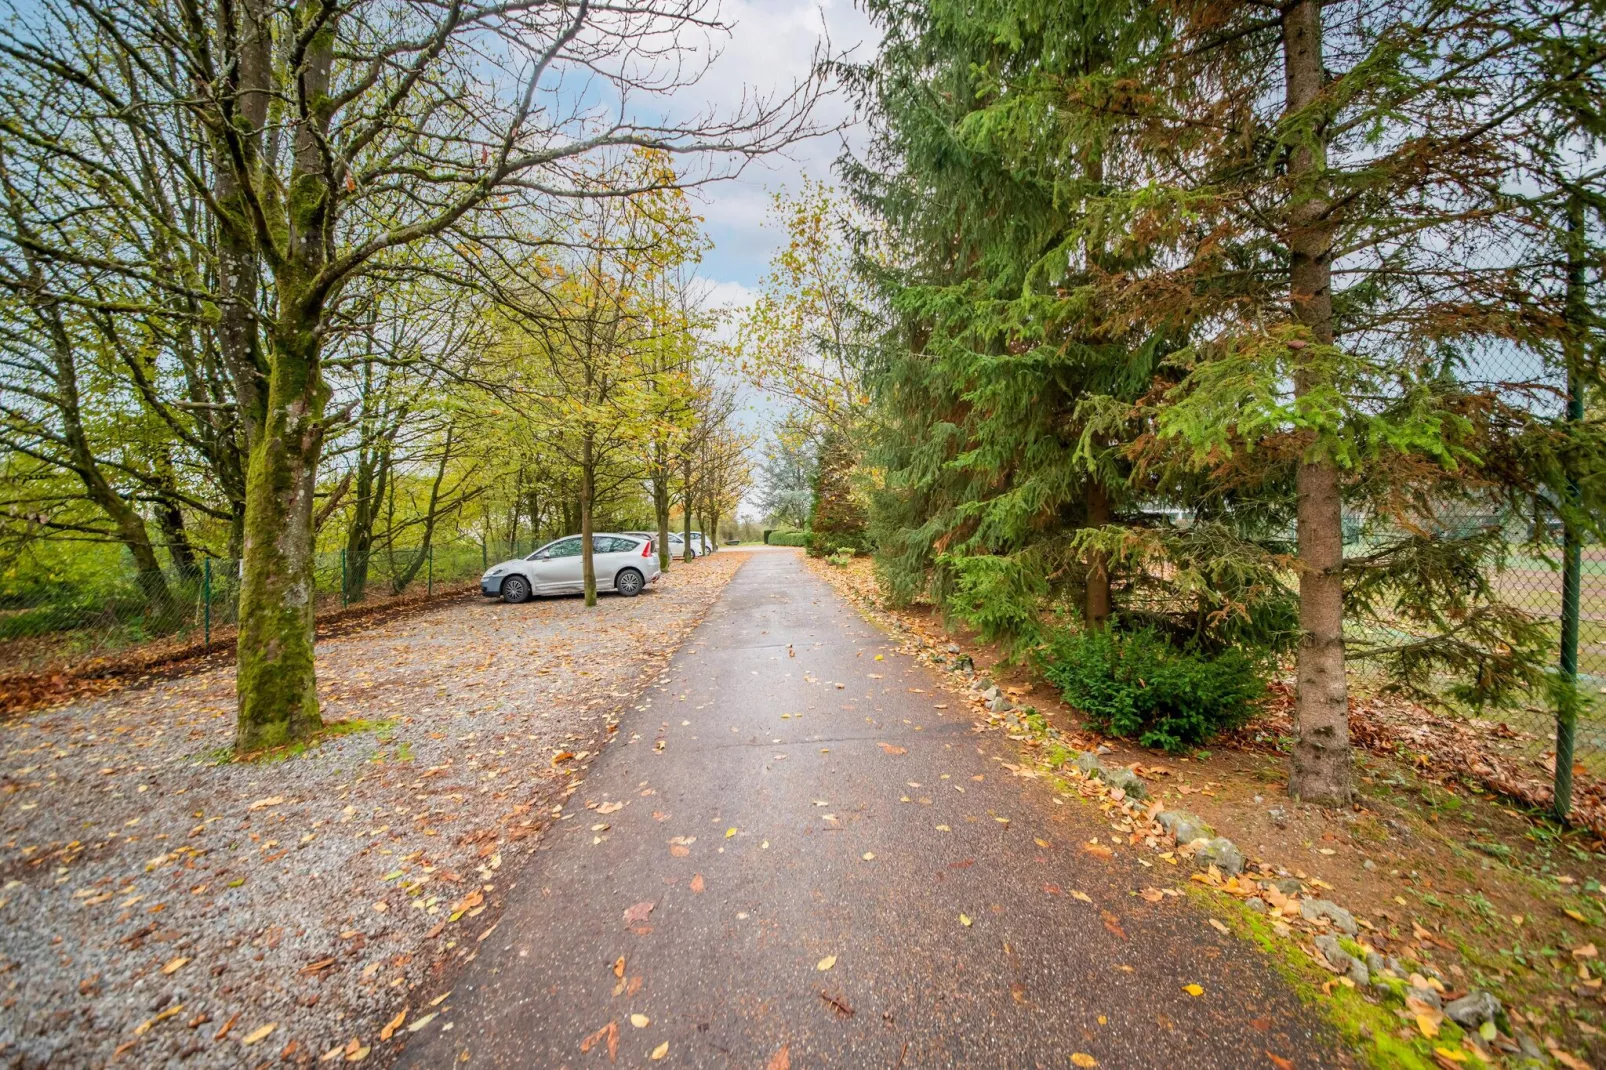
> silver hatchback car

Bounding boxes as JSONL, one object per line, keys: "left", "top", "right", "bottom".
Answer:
{"left": 481, "top": 533, "right": 661, "bottom": 603}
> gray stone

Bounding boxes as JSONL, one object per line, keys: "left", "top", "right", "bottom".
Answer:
{"left": 1156, "top": 810, "right": 1213, "bottom": 845}
{"left": 1362, "top": 859, "right": 1377, "bottom": 872}
{"left": 1100, "top": 766, "right": 1147, "bottom": 799}
{"left": 1364, "top": 951, "right": 1387, "bottom": 975}
{"left": 952, "top": 654, "right": 974, "bottom": 672}
{"left": 1259, "top": 878, "right": 1304, "bottom": 897}
{"left": 1266, "top": 807, "right": 1288, "bottom": 826}
{"left": 946, "top": 642, "right": 961, "bottom": 654}
{"left": 1095, "top": 744, "right": 1114, "bottom": 755}
{"left": 1073, "top": 752, "right": 1104, "bottom": 777}
{"left": 1405, "top": 986, "right": 1441, "bottom": 1011}
{"left": 1300, "top": 898, "right": 1358, "bottom": 935}
{"left": 1194, "top": 837, "right": 1245, "bottom": 877}
{"left": 1443, "top": 990, "right": 1501, "bottom": 1030}
{"left": 989, "top": 693, "right": 1015, "bottom": 713}
{"left": 1314, "top": 934, "right": 1369, "bottom": 987}
{"left": 1515, "top": 1031, "right": 1546, "bottom": 1061}
{"left": 980, "top": 685, "right": 1002, "bottom": 702}
{"left": 1245, "top": 897, "right": 1268, "bottom": 914}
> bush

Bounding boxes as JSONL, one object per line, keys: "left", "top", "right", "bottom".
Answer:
{"left": 768, "top": 530, "right": 810, "bottom": 547}
{"left": 1041, "top": 627, "right": 1266, "bottom": 753}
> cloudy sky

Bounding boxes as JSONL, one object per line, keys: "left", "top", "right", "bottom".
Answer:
{"left": 651, "top": 0, "right": 879, "bottom": 519}
{"left": 670, "top": 0, "right": 879, "bottom": 309}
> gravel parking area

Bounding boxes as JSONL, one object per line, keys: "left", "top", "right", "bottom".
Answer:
{"left": 0, "top": 552, "right": 748, "bottom": 1068}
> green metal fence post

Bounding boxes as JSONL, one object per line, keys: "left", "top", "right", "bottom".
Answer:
{"left": 203, "top": 557, "right": 211, "bottom": 645}
{"left": 341, "top": 549, "right": 349, "bottom": 608}
{"left": 1555, "top": 192, "right": 1586, "bottom": 823}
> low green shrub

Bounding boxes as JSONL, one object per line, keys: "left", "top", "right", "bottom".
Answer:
{"left": 767, "top": 530, "right": 810, "bottom": 547}
{"left": 1041, "top": 627, "right": 1266, "bottom": 753}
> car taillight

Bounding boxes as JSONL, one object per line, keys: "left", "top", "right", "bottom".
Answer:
{"left": 642, "top": 540, "right": 652, "bottom": 557}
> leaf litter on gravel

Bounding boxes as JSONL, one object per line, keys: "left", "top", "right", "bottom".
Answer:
{"left": 0, "top": 553, "right": 750, "bottom": 1068}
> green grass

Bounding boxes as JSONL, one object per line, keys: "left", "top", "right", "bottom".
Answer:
{"left": 199, "top": 717, "right": 397, "bottom": 765}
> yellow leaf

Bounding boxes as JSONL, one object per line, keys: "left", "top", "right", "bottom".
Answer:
{"left": 1565, "top": 909, "right": 1588, "bottom": 923}
{"left": 862, "top": 852, "right": 875, "bottom": 861}
{"left": 1182, "top": 984, "right": 1203, "bottom": 997}
{"left": 1415, "top": 1013, "right": 1440, "bottom": 1039}
{"left": 160, "top": 956, "right": 188, "bottom": 975}
{"left": 379, "top": 1008, "right": 405, "bottom": 1041}
{"left": 959, "top": 914, "right": 973, "bottom": 927}
{"left": 406, "top": 1013, "right": 438, "bottom": 1033}
{"left": 1034, "top": 838, "right": 1051, "bottom": 849}
{"left": 1071, "top": 1055, "right": 1099, "bottom": 1068}
{"left": 651, "top": 1041, "right": 670, "bottom": 1060}
{"left": 1433, "top": 1047, "right": 1467, "bottom": 1063}
{"left": 816, "top": 955, "right": 837, "bottom": 971}
{"left": 240, "top": 1023, "right": 276, "bottom": 1046}
{"left": 630, "top": 1014, "right": 650, "bottom": 1028}
{"left": 726, "top": 827, "right": 737, "bottom": 838}
{"left": 1070, "top": 891, "right": 1093, "bottom": 904}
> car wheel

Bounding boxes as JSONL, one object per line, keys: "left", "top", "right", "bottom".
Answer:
{"left": 501, "top": 575, "right": 532, "bottom": 604}
{"left": 615, "top": 568, "right": 644, "bottom": 597}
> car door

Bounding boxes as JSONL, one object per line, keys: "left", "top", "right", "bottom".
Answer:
{"left": 530, "top": 536, "right": 584, "bottom": 592}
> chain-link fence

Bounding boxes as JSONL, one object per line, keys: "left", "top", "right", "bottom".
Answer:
{"left": 0, "top": 538, "right": 546, "bottom": 677}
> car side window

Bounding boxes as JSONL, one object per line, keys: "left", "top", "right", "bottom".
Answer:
{"left": 546, "top": 537, "right": 582, "bottom": 558}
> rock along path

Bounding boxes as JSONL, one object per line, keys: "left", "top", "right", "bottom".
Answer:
{"left": 397, "top": 549, "right": 1336, "bottom": 1069}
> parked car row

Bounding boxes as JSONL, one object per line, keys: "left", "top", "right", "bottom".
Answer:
{"left": 479, "top": 530, "right": 711, "bottom": 604}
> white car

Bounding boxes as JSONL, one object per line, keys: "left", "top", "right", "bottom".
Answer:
{"left": 481, "top": 533, "right": 660, "bottom": 603}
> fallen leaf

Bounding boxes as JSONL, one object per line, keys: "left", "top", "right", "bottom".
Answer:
{"left": 406, "top": 1013, "right": 439, "bottom": 1034}
{"left": 161, "top": 956, "right": 189, "bottom": 976}
{"left": 579, "top": 1020, "right": 617, "bottom": 1057}
{"left": 726, "top": 827, "right": 737, "bottom": 838}
{"left": 817, "top": 955, "right": 837, "bottom": 971}
{"left": 1266, "top": 1053, "right": 1293, "bottom": 1070}
{"left": 614, "top": 957, "right": 626, "bottom": 978}
{"left": 1141, "top": 888, "right": 1165, "bottom": 903}
{"left": 1101, "top": 911, "right": 1126, "bottom": 939}
{"left": 1182, "top": 984, "right": 1203, "bottom": 997}
{"left": 959, "top": 913, "right": 973, "bottom": 927}
{"left": 767, "top": 1044, "right": 791, "bottom": 1070}
{"left": 1082, "top": 843, "right": 1113, "bottom": 860}
{"left": 1071, "top": 1055, "right": 1098, "bottom": 1068}
{"left": 379, "top": 1009, "right": 405, "bottom": 1041}
{"left": 878, "top": 743, "right": 907, "bottom": 755}
{"left": 650, "top": 1041, "right": 669, "bottom": 1060}
{"left": 630, "top": 1014, "right": 650, "bottom": 1028}
{"left": 248, "top": 796, "right": 285, "bottom": 811}
{"left": 1209, "top": 919, "right": 1230, "bottom": 935}
{"left": 1070, "top": 890, "right": 1093, "bottom": 904}
{"left": 622, "top": 901, "right": 655, "bottom": 925}
{"left": 862, "top": 852, "right": 876, "bottom": 861}
{"left": 690, "top": 873, "right": 705, "bottom": 894}
{"left": 240, "top": 1023, "right": 276, "bottom": 1046}
{"left": 598, "top": 801, "right": 624, "bottom": 815}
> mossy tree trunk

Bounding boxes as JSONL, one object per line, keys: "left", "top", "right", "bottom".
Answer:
{"left": 581, "top": 430, "right": 598, "bottom": 606}
{"left": 232, "top": 6, "right": 335, "bottom": 753}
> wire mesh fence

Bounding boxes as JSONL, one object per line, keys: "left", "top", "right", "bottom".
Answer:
{"left": 0, "top": 538, "right": 547, "bottom": 677}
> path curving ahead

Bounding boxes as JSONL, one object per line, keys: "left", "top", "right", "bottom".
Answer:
{"left": 397, "top": 549, "right": 1336, "bottom": 1069}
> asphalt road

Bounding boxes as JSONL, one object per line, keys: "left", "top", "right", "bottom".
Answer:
{"left": 397, "top": 549, "right": 1336, "bottom": 1069}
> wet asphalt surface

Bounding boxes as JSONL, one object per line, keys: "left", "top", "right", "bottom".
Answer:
{"left": 396, "top": 550, "right": 1337, "bottom": 1069}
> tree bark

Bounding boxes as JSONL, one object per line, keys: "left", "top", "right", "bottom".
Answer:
{"left": 234, "top": 323, "right": 327, "bottom": 751}
{"left": 1084, "top": 479, "right": 1112, "bottom": 629}
{"left": 653, "top": 464, "right": 672, "bottom": 571}
{"left": 581, "top": 431, "right": 597, "bottom": 606}
{"left": 233, "top": 1, "right": 334, "bottom": 752}
{"left": 1282, "top": 0, "right": 1352, "bottom": 807}
{"left": 682, "top": 455, "right": 695, "bottom": 562}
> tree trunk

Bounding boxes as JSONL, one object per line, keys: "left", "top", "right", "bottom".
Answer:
{"left": 234, "top": 324, "right": 327, "bottom": 751}
{"left": 233, "top": 0, "right": 336, "bottom": 753}
{"left": 654, "top": 468, "right": 672, "bottom": 572}
{"left": 682, "top": 456, "right": 695, "bottom": 563}
{"left": 1282, "top": 0, "right": 1352, "bottom": 807}
{"left": 581, "top": 433, "right": 597, "bottom": 606}
{"left": 1084, "top": 479, "right": 1112, "bottom": 629}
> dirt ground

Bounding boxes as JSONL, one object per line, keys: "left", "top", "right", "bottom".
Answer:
{"left": 0, "top": 551, "right": 747, "bottom": 1068}
{"left": 807, "top": 552, "right": 1606, "bottom": 1069}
